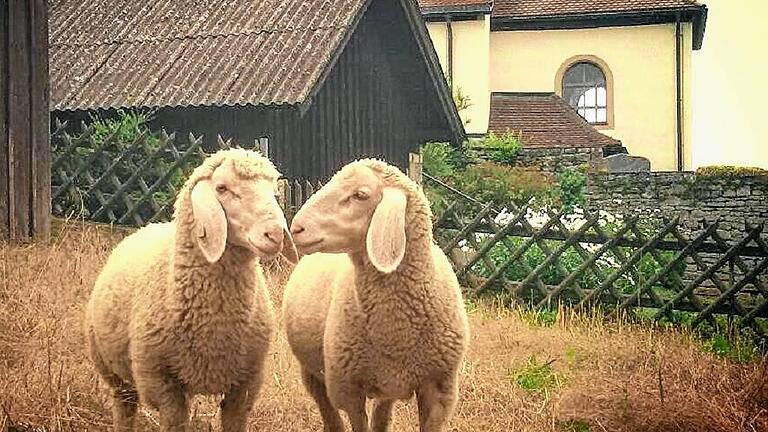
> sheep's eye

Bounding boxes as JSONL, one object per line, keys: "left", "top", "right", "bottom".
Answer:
{"left": 353, "top": 190, "right": 369, "bottom": 201}
{"left": 215, "top": 184, "right": 227, "bottom": 193}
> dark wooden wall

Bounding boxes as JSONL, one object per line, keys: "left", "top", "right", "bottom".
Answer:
{"left": 1, "top": 0, "right": 51, "bottom": 241}
{"left": 52, "top": 0, "right": 453, "bottom": 182}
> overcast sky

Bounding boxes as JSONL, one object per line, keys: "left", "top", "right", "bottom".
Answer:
{"left": 692, "top": 0, "right": 768, "bottom": 168}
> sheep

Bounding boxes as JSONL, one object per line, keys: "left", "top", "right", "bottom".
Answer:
{"left": 282, "top": 159, "right": 470, "bottom": 432}
{"left": 85, "top": 148, "right": 298, "bottom": 432}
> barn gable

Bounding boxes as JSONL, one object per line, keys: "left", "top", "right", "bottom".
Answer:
{"left": 49, "top": 0, "right": 464, "bottom": 180}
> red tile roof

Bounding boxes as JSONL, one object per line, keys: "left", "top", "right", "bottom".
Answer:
{"left": 49, "top": 0, "right": 367, "bottom": 111}
{"left": 418, "top": 0, "right": 703, "bottom": 16}
{"left": 489, "top": 93, "right": 621, "bottom": 148}
{"left": 492, "top": 0, "right": 703, "bottom": 18}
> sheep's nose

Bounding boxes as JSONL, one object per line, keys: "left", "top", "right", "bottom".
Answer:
{"left": 264, "top": 226, "right": 284, "bottom": 245}
{"left": 290, "top": 223, "right": 305, "bottom": 236}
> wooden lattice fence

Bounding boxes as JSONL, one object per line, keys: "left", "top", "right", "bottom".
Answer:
{"left": 278, "top": 178, "right": 324, "bottom": 222}
{"left": 51, "top": 121, "right": 211, "bottom": 226}
{"left": 51, "top": 122, "right": 321, "bottom": 226}
{"left": 425, "top": 173, "right": 768, "bottom": 336}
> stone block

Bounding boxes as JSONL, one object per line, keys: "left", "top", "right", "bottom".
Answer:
{"left": 603, "top": 154, "right": 651, "bottom": 173}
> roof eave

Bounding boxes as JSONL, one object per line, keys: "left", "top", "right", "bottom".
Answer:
{"left": 420, "top": 3, "right": 492, "bottom": 19}
{"left": 492, "top": 5, "right": 708, "bottom": 50}
{"left": 51, "top": 101, "right": 302, "bottom": 113}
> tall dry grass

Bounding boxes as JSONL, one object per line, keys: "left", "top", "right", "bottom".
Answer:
{"left": 1, "top": 219, "right": 766, "bottom": 431}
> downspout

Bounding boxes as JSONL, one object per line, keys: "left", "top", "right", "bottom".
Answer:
{"left": 675, "top": 17, "right": 684, "bottom": 171}
{"left": 446, "top": 14, "right": 454, "bottom": 91}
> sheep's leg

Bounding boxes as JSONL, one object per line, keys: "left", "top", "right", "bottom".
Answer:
{"left": 370, "top": 399, "right": 395, "bottom": 432}
{"left": 109, "top": 385, "right": 138, "bottom": 431}
{"left": 416, "top": 378, "right": 458, "bottom": 432}
{"left": 135, "top": 372, "right": 189, "bottom": 432}
{"left": 155, "top": 388, "right": 189, "bottom": 432}
{"left": 88, "top": 327, "right": 137, "bottom": 430}
{"left": 300, "top": 369, "right": 344, "bottom": 432}
{"left": 220, "top": 376, "right": 262, "bottom": 432}
{"left": 340, "top": 393, "right": 369, "bottom": 432}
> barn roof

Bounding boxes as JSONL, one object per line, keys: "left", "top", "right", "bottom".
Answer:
{"left": 49, "top": 0, "right": 364, "bottom": 111}
{"left": 489, "top": 92, "right": 621, "bottom": 148}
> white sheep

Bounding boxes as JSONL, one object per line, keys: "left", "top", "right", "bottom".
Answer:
{"left": 282, "top": 159, "right": 470, "bottom": 432}
{"left": 85, "top": 148, "right": 298, "bottom": 431}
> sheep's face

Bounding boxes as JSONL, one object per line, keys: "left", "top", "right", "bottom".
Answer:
{"left": 190, "top": 153, "right": 298, "bottom": 264}
{"left": 291, "top": 161, "right": 408, "bottom": 273}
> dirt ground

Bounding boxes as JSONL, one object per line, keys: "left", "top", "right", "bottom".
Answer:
{"left": 1, "top": 220, "right": 766, "bottom": 432}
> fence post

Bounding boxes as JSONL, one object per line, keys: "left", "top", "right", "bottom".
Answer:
{"left": 1, "top": 0, "right": 51, "bottom": 241}
{"left": 277, "top": 179, "right": 288, "bottom": 213}
{"left": 408, "top": 152, "right": 422, "bottom": 185}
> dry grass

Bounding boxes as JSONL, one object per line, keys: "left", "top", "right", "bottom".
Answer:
{"left": 1, "top": 219, "right": 766, "bottom": 432}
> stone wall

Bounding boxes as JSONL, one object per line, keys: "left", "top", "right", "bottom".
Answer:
{"left": 515, "top": 147, "right": 603, "bottom": 173}
{"left": 585, "top": 171, "right": 768, "bottom": 240}
{"left": 586, "top": 170, "right": 768, "bottom": 288}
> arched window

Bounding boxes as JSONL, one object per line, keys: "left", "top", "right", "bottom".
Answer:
{"left": 562, "top": 62, "right": 608, "bottom": 124}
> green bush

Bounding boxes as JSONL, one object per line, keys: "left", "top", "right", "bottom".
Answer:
{"left": 53, "top": 110, "right": 200, "bottom": 223}
{"left": 696, "top": 165, "right": 768, "bottom": 178}
{"left": 476, "top": 132, "right": 522, "bottom": 165}
{"left": 421, "top": 142, "right": 460, "bottom": 178}
{"left": 475, "top": 238, "right": 600, "bottom": 298}
{"left": 558, "top": 168, "right": 587, "bottom": 212}
{"left": 451, "top": 162, "right": 559, "bottom": 210}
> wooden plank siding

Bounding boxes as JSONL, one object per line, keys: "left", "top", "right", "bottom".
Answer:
{"left": 8, "top": 0, "right": 33, "bottom": 239}
{"left": 0, "top": 1, "right": 8, "bottom": 238}
{"left": 1, "top": 0, "right": 51, "bottom": 241}
{"left": 52, "top": 0, "right": 455, "bottom": 182}
{"left": 30, "top": 0, "right": 51, "bottom": 238}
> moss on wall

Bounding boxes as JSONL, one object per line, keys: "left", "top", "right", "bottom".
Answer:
{"left": 696, "top": 166, "right": 768, "bottom": 178}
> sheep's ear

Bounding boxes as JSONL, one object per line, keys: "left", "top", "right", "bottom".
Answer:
{"left": 280, "top": 215, "right": 299, "bottom": 264}
{"left": 191, "top": 180, "right": 227, "bottom": 263}
{"left": 366, "top": 187, "right": 407, "bottom": 273}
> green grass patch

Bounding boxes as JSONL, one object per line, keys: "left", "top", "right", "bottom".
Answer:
{"left": 519, "top": 307, "right": 559, "bottom": 327}
{"left": 558, "top": 419, "right": 592, "bottom": 432}
{"left": 509, "top": 356, "right": 565, "bottom": 394}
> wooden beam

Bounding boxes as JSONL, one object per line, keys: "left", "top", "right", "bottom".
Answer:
{"left": 30, "top": 0, "right": 50, "bottom": 240}
{"left": 8, "top": 0, "right": 32, "bottom": 240}
{"left": 1, "top": 0, "right": 50, "bottom": 241}
{"left": 0, "top": 2, "right": 9, "bottom": 239}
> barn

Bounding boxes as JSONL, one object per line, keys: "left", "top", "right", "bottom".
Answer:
{"left": 49, "top": 0, "right": 465, "bottom": 181}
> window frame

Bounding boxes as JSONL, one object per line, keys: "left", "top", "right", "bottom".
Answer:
{"left": 555, "top": 55, "right": 614, "bottom": 130}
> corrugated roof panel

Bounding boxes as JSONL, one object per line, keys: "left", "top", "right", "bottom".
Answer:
{"left": 50, "top": 43, "right": 118, "bottom": 110}
{"left": 50, "top": 0, "right": 369, "bottom": 110}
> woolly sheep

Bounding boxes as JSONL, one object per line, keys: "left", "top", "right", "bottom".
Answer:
{"left": 282, "top": 159, "right": 470, "bottom": 432}
{"left": 85, "top": 148, "right": 298, "bottom": 431}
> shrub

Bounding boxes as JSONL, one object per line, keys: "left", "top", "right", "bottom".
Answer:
{"left": 52, "top": 110, "right": 200, "bottom": 222}
{"left": 475, "top": 238, "right": 600, "bottom": 298}
{"left": 422, "top": 142, "right": 460, "bottom": 178}
{"left": 451, "top": 162, "right": 559, "bottom": 210}
{"left": 558, "top": 168, "right": 587, "bottom": 212}
{"left": 476, "top": 132, "right": 522, "bottom": 165}
{"left": 696, "top": 165, "right": 768, "bottom": 178}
